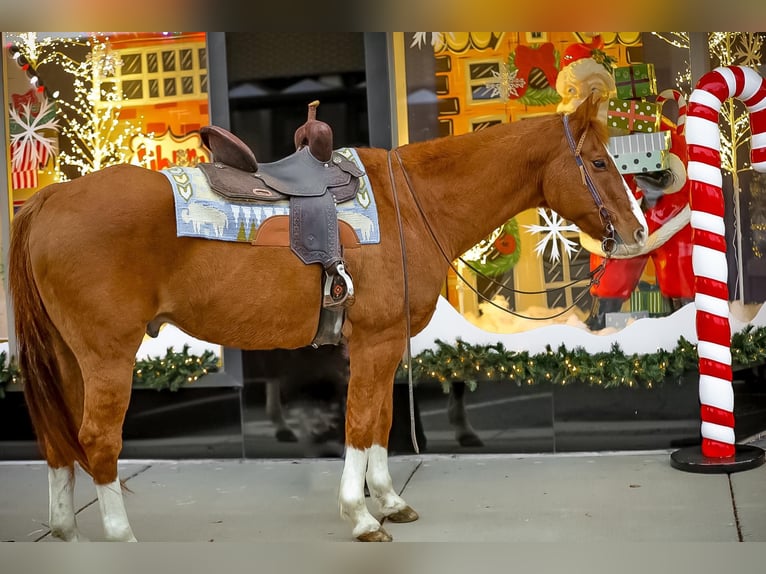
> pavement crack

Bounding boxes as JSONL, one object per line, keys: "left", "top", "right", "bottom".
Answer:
{"left": 728, "top": 474, "right": 744, "bottom": 542}
{"left": 398, "top": 459, "right": 422, "bottom": 497}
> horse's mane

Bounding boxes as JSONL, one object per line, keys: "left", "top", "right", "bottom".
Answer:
{"left": 399, "top": 110, "right": 609, "bottom": 167}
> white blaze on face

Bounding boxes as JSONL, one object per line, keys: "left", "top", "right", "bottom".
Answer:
{"left": 605, "top": 144, "right": 648, "bottom": 246}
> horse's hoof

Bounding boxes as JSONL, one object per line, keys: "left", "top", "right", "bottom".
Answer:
{"left": 457, "top": 432, "right": 484, "bottom": 447}
{"left": 275, "top": 429, "right": 299, "bottom": 443}
{"left": 386, "top": 505, "right": 419, "bottom": 523}
{"left": 357, "top": 527, "right": 392, "bottom": 542}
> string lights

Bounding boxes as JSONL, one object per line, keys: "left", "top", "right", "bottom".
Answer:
{"left": 5, "top": 33, "right": 143, "bottom": 181}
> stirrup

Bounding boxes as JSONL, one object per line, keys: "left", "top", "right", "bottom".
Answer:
{"left": 323, "top": 262, "right": 354, "bottom": 309}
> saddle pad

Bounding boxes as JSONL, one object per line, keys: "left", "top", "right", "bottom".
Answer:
{"left": 162, "top": 148, "right": 380, "bottom": 245}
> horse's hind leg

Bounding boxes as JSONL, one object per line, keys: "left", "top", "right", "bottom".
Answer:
{"left": 76, "top": 357, "right": 137, "bottom": 542}
{"left": 46, "top": 458, "right": 87, "bottom": 541}
{"left": 45, "top": 343, "right": 87, "bottom": 541}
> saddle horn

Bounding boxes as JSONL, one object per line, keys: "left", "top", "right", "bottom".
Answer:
{"left": 294, "top": 100, "right": 334, "bottom": 162}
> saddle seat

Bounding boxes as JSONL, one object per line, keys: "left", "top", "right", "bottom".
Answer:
{"left": 199, "top": 126, "right": 363, "bottom": 204}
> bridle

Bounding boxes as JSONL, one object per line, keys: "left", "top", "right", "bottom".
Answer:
{"left": 562, "top": 113, "right": 618, "bottom": 257}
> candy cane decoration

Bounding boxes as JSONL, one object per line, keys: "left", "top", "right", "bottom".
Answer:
{"left": 687, "top": 65, "right": 766, "bottom": 458}
{"left": 657, "top": 89, "right": 687, "bottom": 135}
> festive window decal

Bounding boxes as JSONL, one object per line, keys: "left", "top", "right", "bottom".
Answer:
{"left": 8, "top": 92, "right": 59, "bottom": 190}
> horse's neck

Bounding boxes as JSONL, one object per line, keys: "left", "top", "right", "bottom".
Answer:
{"left": 396, "top": 121, "right": 550, "bottom": 259}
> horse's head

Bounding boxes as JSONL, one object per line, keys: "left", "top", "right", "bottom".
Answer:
{"left": 543, "top": 95, "right": 648, "bottom": 256}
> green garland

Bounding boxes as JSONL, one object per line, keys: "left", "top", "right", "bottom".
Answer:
{"left": 0, "top": 352, "right": 20, "bottom": 399}
{"left": 0, "top": 344, "right": 219, "bottom": 396}
{"left": 400, "top": 324, "right": 766, "bottom": 392}
{"left": 1, "top": 326, "right": 766, "bottom": 396}
{"left": 133, "top": 345, "right": 219, "bottom": 391}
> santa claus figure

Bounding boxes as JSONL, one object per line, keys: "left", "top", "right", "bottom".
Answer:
{"left": 555, "top": 37, "right": 694, "bottom": 329}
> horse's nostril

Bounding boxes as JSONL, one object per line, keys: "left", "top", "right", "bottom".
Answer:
{"left": 634, "top": 228, "right": 646, "bottom": 245}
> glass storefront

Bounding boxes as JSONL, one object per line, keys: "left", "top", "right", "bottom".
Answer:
{"left": 1, "top": 32, "right": 765, "bottom": 459}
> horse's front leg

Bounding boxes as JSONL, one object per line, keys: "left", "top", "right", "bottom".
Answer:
{"left": 339, "top": 333, "right": 418, "bottom": 542}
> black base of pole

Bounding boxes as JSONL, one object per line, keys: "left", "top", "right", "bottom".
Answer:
{"left": 670, "top": 444, "right": 766, "bottom": 474}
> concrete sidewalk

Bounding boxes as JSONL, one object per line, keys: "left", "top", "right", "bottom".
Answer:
{"left": 1, "top": 440, "right": 765, "bottom": 543}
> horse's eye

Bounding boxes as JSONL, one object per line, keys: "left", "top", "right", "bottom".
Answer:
{"left": 592, "top": 159, "right": 608, "bottom": 170}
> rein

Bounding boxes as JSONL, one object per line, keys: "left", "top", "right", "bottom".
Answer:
{"left": 387, "top": 151, "right": 420, "bottom": 454}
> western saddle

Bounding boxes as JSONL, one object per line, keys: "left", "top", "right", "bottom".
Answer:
{"left": 198, "top": 101, "right": 363, "bottom": 345}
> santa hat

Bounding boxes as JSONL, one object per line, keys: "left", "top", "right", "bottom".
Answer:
{"left": 555, "top": 35, "right": 616, "bottom": 116}
{"left": 559, "top": 35, "right": 613, "bottom": 71}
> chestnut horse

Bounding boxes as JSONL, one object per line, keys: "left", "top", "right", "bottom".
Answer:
{"left": 9, "top": 96, "right": 647, "bottom": 542}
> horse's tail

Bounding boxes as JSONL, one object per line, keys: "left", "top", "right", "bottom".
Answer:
{"left": 8, "top": 189, "right": 90, "bottom": 473}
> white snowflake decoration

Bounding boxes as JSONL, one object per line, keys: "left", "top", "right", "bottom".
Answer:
{"left": 9, "top": 95, "right": 59, "bottom": 170}
{"left": 410, "top": 32, "right": 456, "bottom": 50}
{"left": 487, "top": 64, "right": 526, "bottom": 100}
{"left": 524, "top": 209, "right": 580, "bottom": 263}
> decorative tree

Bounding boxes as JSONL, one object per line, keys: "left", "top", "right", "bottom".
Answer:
{"left": 651, "top": 32, "right": 693, "bottom": 97}
{"left": 707, "top": 33, "right": 764, "bottom": 300}
{"left": 7, "top": 32, "right": 142, "bottom": 181}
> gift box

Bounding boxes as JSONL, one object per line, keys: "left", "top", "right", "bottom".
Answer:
{"left": 608, "top": 131, "right": 670, "bottom": 154}
{"left": 613, "top": 63, "right": 657, "bottom": 99}
{"left": 610, "top": 151, "right": 669, "bottom": 174}
{"left": 608, "top": 131, "right": 671, "bottom": 174}
{"left": 607, "top": 98, "right": 662, "bottom": 133}
{"left": 630, "top": 285, "right": 670, "bottom": 316}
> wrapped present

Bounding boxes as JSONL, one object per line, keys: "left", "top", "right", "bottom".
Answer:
{"left": 630, "top": 286, "right": 670, "bottom": 316}
{"left": 610, "top": 151, "right": 669, "bottom": 174}
{"left": 613, "top": 63, "right": 657, "bottom": 99}
{"left": 607, "top": 98, "right": 661, "bottom": 133}
{"left": 10, "top": 140, "right": 50, "bottom": 190}
{"left": 608, "top": 131, "right": 671, "bottom": 174}
{"left": 608, "top": 131, "right": 670, "bottom": 155}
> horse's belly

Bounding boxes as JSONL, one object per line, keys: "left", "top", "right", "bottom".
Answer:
{"left": 161, "top": 247, "right": 325, "bottom": 350}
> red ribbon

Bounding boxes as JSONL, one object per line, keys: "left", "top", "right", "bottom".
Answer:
{"left": 608, "top": 102, "right": 657, "bottom": 131}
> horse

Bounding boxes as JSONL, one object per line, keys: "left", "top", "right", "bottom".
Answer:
{"left": 8, "top": 94, "right": 648, "bottom": 542}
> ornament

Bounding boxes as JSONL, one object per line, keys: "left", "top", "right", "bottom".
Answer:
{"left": 462, "top": 219, "right": 521, "bottom": 277}
{"left": 496, "top": 47, "right": 562, "bottom": 107}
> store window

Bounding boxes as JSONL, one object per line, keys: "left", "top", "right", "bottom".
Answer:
{"left": 397, "top": 32, "right": 699, "bottom": 334}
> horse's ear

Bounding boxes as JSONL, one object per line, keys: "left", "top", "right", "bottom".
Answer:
{"left": 569, "top": 94, "right": 598, "bottom": 132}
{"left": 569, "top": 91, "right": 608, "bottom": 140}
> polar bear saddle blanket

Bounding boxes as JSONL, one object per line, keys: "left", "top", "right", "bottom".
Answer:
{"left": 161, "top": 147, "right": 380, "bottom": 248}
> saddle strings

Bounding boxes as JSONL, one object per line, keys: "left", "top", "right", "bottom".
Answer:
{"left": 391, "top": 149, "right": 607, "bottom": 322}
{"left": 386, "top": 150, "right": 419, "bottom": 455}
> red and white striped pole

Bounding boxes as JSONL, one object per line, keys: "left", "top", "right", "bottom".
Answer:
{"left": 676, "top": 65, "right": 766, "bottom": 469}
